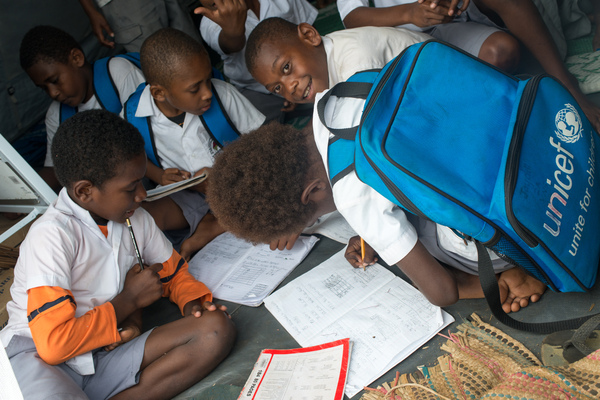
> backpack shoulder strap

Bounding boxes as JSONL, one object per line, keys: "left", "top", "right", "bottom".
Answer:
{"left": 93, "top": 52, "right": 142, "bottom": 114}
{"left": 316, "top": 70, "right": 379, "bottom": 140}
{"left": 199, "top": 81, "right": 241, "bottom": 148}
{"left": 124, "top": 83, "right": 161, "bottom": 168}
{"left": 328, "top": 135, "right": 356, "bottom": 185}
{"left": 59, "top": 103, "right": 77, "bottom": 123}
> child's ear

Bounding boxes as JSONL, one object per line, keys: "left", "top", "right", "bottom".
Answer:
{"left": 150, "top": 84, "right": 167, "bottom": 103}
{"left": 297, "top": 23, "right": 322, "bottom": 47}
{"left": 301, "top": 179, "right": 327, "bottom": 205}
{"left": 69, "top": 48, "right": 86, "bottom": 68}
{"left": 71, "top": 180, "right": 95, "bottom": 203}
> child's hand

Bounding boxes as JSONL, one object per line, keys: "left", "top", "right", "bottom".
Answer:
{"left": 161, "top": 168, "right": 191, "bottom": 186}
{"left": 270, "top": 232, "right": 300, "bottom": 251}
{"left": 104, "top": 323, "right": 141, "bottom": 352}
{"left": 121, "top": 263, "right": 164, "bottom": 309}
{"left": 408, "top": 0, "right": 454, "bottom": 27}
{"left": 194, "top": 0, "right": 248, "bottom": 39}
{"left": 345, "top": 235, "right": 378, "bottom": 269}
{"left": 191, "top": 167, "right": 210, "bottom": 193}
{"left": 184, "top": 300, "right": 229, "bottom": 318}
{"left": 419, "top": 0, "right": 469, "bottom": 16}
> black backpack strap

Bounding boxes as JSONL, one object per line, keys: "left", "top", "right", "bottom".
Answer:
{"left": 476, "top": 240, "right": 599, "bottom": 334}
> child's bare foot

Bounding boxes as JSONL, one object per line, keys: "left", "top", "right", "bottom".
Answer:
{"left": 179, "top": 213, "right": 225, "bottom": 261}
{"left": 497, "top": 268, "right": 546, "bottom": 313}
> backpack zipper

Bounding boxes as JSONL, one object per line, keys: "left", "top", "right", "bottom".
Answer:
{"left": 504, "top": 75, "right": 543, "bottom": 248}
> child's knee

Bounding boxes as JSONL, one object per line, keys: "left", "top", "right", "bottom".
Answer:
{"left": 479, "top": 32, "right": 520, "bottom": 73}
{"left": 192, "top": 310, "right": 236, "bottom": 357}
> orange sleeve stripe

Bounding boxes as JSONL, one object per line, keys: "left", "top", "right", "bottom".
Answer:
{"left": 160, "top": 249, "right": 212, "bottom": 314}
{"left": 28, "top": 286, "right": 119, "bottom": 365}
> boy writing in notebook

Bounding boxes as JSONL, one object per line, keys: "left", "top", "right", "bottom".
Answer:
{"left": 20, "top": 25, "right": 145, "bottom": 192}
{"left": 0, "top": 110, "right": 235, "bottom": 400}
{"left": 244, "top": 17, "right": 430, "bottom": 105}
{"left": 125, "top": 27, "right": 265, "bottom": 260}
{"left": 207, "top": 121, "right": 546, "bottom": 313}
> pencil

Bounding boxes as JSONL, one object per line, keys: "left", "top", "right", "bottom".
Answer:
{"left": 125, "top": 218, "right": 144, "bottom": 270}
{"left": 360, "top": 237, "right": 366, "bottom": 271}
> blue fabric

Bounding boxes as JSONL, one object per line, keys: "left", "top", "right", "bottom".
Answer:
{"left": 325, "top": 40, "right": 600, "bottom": 292}
{"left": 60, "top": 53, "right": 141, "bottom": 123}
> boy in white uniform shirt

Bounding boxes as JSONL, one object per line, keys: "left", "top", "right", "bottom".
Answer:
{"left": 126, "top": 28, "right": 265, "bottom": 260}
{"left": 195, "top": 0, "right": 317, "bottom": 122}
{"left": 20, "top": 25, "right": 145, "bottom": 192}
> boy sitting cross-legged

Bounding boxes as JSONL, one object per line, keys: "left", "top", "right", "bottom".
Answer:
{"left": 125, "top": 27, "right": 265, "bottom": 260}
{"left": 207, "top": 122, "right": 546, "bottom": 314}
{"left": 20, "top": 25, "right": 145, "bottom": 192}
{"left": 0, "top": 110, "right": 235, "bottom": 400}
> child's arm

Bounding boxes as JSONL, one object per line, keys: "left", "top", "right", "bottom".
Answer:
{"left": 342, "top": 1, "right": 453, "bottom": 29}
{"left": 27, "top": 264, "right": 163, "bottom": 365}
{"left": 159, "top": 249, "right": 214, "bottom": 315}
{"left": 78, "top": 0, "right": 115, "bottom": 48}
{"left": 145, "top": 161, "right": 191, "bottom": 186}
{"left": 194, "top": 0, "right": 248, "bottom": 54}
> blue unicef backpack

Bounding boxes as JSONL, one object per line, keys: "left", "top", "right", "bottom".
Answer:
{"left": 59, "top": 52, "right": 141, "bottom": 122}
{"left": 320, "top": 40, "right": 600, "bottom": 333}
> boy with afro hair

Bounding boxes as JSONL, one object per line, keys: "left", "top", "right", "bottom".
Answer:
{"left": 1, "top": 109, "right": 235, "bottom": 400}
{"left": 208, "top": 121, "right": 547, "bottom": 314}
{"left": 125, "top": 27, "right": 265, "bottom": 260}
{"left": 20, "top": 25, "right": 145, "bottom": 192}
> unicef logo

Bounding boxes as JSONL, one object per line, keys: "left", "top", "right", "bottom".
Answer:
{"left": 555, "top": 103, "right": 583, "bottom": 143}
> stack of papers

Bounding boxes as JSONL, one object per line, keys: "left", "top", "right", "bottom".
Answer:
{"left": 264, "top": 250, "right": 454, "bottom": 397}
{"left": 188, "top": 232, "right": 319, "bottom": 306}
{"left": 144, "top": 173, "right": 207, "bottom": 202}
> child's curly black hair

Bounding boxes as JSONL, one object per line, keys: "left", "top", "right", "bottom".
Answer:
{"left": 140, "top": 27, "right": 208, "bottom": 88}
{"left": 20, "top": 25, "right": 83, "bottom": 71}
{"left": 208, "top": 122, "right": 316, "bottom": 244}
{"left": 51, "top": 109, "right": 145, "bottom": 189}
{"left": 245, "top": 17, "right": 299, "bottom": 76}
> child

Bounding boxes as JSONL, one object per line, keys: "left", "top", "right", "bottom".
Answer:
{"left": 207, "top": 121, "right": 547, "bottom": 314}
{"left": 244, "top": 17, "right": 430, "bottom": 105}
{"left": 19, "top": 25, "right": 145, "bottom": 192}
{"left": 337, "top": 0, "right": 600, "bottom": 133}
{"left": 194, "top": 0, "right": 318, "bottom": 122}
{"left": 124, "top": 27, "right": 265, "bottom": 260}
{"left": 0, "top": 110, "right": 235, "bottom": 400}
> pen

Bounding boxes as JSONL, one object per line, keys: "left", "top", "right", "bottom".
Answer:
{"left": 360, "top": 237, "right": 366, "bottom": 271}
{"left": 125, "top": 218, "right": 144, "bottom": 270}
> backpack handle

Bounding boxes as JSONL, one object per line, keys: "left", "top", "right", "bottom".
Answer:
{"left": 316, "top": 81, "right": 373, "bottom": 141}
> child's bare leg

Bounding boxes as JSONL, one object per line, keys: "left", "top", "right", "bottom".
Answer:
{"left": 179, "top": 213, "right": 226, "bottom": 261}
{"left": 141, "top": 197, "right": 188, "bottom": 231}
{"left": 497, "top": 267, "right": 546, "bottom": 313}
{"left": 110, "top": 310, "right": 236, "bottom": 400}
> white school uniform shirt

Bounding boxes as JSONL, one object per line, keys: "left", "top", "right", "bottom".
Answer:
{"left": 134, "top": 79, "right": 265, "bottom": 174}
{"left": 200, "top": 0, "right": 317, "bottom": 93}
{"left": 44, "top": 57, "right": 145, "bottom": 167}
{"left": 337, "top": 0, "right": 426, "bottom": 31}
{"left": 322, "top": 26, "right": 431, "bottom": 87}
{"left": 313, "top": 91, "right": 504, "bottom": 273}
{"left": 0, "top": 189, "right": 172, "bottom": 375}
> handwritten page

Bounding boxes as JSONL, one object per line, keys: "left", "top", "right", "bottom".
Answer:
{"left": 188, "top": 232, "right": 319, "bottom": 307}
{"left": 302, "top": 211, "right": 357, "bottom": 244}
{"left": 238, "top": 338, "right": 351, "bottom": 400}
{"left": 264, "top": 250, "right": 454, "bottom": 397}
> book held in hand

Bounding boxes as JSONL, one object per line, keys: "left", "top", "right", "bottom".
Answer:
{"left": 144, "top": 173, "right": 207, "bottom": 202}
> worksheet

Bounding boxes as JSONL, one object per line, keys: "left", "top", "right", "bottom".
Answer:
{"left": 264, "top": 250, "right": 454, "bottom": 397}
{"left": 302, "top": 211, "right": 357, "bottom": 244}
{"left": 188, "top": 232, "right": 319, "bottom": 306}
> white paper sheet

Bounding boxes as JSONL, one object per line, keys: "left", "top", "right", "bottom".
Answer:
{"left": 188, "top": 232, "right": 319, "bottom": 306}
{"left": 302, "top": 211, "right": 357, "bottom": 244}
{"left": 264, "top": 250, "right": 454, "bottom": 397}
